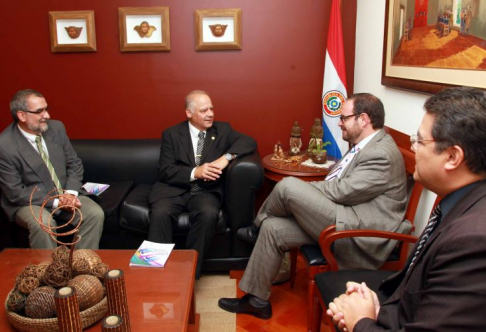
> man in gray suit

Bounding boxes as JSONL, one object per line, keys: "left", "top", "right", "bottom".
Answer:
{"left": 0, "top": 89, "right": 104, "bottom": 249}
{"left": 219, "top": 93, "right": 407, "bottom": 319}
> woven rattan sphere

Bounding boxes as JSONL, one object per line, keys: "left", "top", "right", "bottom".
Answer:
{"left": 92, "top": 262, "right": 110, "bottom": 280}
{"left": 43, "top": 261, "right": 72, "bottom": 287}
{"left": 68, "top": 274, "right": 104, "bottom": 311}
{"left": 17, "top": 276, "right": 40, "bottom": 295}
{"left": 52, "top": 245, "right": 70, "bottom": 265}
{"left": 72, "top": 258, "right": 91, "bottom": 276}
{"left": 6, "top": 290, "right": 26, "bottom": 312}
{"left": 20, "top": 264, "right": 38, "bottom": 278}
{"left": 33, "top": 261, "right": 50, "bottom": 285}
{"left": 73, "top": 249, "right": 102, "bottom": 271}
{"left": 25, "top": 286, "right": 57, "bottom": 319}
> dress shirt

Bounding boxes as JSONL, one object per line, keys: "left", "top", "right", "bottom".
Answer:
{"left": 17, "top": 125, "right": 78, "bottom": 209}
{"left": 188, "top": 122, "right": 207, "bottom": 182}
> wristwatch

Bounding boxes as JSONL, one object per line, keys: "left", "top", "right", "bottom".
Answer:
{"left": 225, "top": 153, "right": 235, "bottom": 161}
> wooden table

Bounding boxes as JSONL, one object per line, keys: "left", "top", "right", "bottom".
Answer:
{"left": 0, "top": 249, "right": 200, "bottom": 332}
{"left": 262, "top": 153, "right": 337, "bottom": 182}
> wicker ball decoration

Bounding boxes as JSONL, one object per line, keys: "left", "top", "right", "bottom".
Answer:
{"left": 52, "top": 245, "right": 71, "bottom": 265}
{"left": 92, "top": 262, "right": 110, "bottom": 280}
{"left": 68, "top": 275, "right": 104, "bottom": 311}
{"left": 33, "top": 261, "right": 51, "bottom": 285}
{"left": 73, "top": 249, "right": 102, "bottom": 271}
{"left": 43, "top": 261, "right": 72, "bottom": 288}
{"left": 6, "top": 290, "right": 26, "bottom": 312}
{"left": 24, "top": 286, "right": 57, "bottom": 319}
{"left": 72, "top": 258, "right": 92, "bottom": 277}
{"left": 20, "top": 264, "right": 38, "bottom": 278}
{"left": 17, "top": 276, "right": 40, "bottom": 295}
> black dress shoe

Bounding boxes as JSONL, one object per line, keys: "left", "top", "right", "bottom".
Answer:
{"left": 218, "top": 294, "right": 272, "bottom": 319}
{"left": 237, "top": 224, "right": 259, "bottom": 243}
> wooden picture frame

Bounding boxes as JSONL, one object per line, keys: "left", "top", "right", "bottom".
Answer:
{"left": 48, "top": 11, "right": 96, "bottom": 53}
{"left": 118, "top": 7, "right": 170, "bottom": 52}
{"left": 195, "top": 8, "right": 242, "bottom": 51}
{"left": 382, "top": 0, "right": 486, "bottom": 94}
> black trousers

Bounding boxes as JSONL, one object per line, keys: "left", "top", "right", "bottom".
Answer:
{"left": 148, "top": 191, "right": 220, "bottom": 278}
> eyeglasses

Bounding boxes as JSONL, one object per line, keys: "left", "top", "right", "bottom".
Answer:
{"left": 339, "top": 113, "right": 359, "bottom": 122}
{"left": 410, "top": 134, "right": 435, "bottom": 151}
{"left": 22, "top": 106, "right": 50, "bottom": 115}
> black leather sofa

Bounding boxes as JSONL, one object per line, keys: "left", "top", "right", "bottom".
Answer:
{"left": 0, "top": 139, "right": 264, "bottom": 272}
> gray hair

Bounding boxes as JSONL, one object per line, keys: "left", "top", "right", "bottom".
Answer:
{"left": 10, "top": 89, "right": 44, "bottom": 121}
{"left": 185, "top": 90, "right": 209, "bottom": 113}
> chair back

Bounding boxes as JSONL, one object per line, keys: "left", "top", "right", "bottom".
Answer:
{"left": 319, "top": 128, "right": 426, "bottom": 271}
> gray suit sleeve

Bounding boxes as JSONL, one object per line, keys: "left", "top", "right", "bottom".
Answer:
{"left": 314, "top": 148, "right": 394, "bottom": 205}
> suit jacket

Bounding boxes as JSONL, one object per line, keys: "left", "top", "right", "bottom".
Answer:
{"left": 312, "top": 129, "right": 408, "bottom": 269}
{"left": 0, "top": 120, "right": 84, "bottom": 222}
{"left": 356, "top": 180, "right": 486, "bottom": 331}
{"left": 149, "top": 121, "right": 257, "bottom": 203}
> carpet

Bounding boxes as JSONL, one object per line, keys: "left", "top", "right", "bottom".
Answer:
{"left": 195, "top": 274, "right": 236, "bottom": 332}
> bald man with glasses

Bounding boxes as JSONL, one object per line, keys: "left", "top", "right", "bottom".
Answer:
{"left": 219, "top": 93, "right": 408, "bottom": 319}
{"left": 0, "top": 89, "right": 104, "bottom": 249}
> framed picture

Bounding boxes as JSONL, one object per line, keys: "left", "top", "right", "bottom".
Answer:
{"left": 382, "top": 0, "right": 486, "bottom": 94}
{"left": 195, "top": 8, "right": 242, "bottom": 51}
{"left": 48, "top": 11, "right": 96, "bottom": 53}
{"left": 118, "top": 7, "right": 170, "bottom": 52}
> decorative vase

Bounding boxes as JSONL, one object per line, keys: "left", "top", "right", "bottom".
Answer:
{"left": 311, "top": 151, "right": 327, "bottom": 164}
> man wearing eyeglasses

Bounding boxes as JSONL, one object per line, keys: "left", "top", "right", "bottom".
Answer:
{"left": 0, "top": 89, "right": 104, "bottom": 249}
{"left": 219, "top": 93, "right": 407, "bottom": 319}
{"left": 328, "top": 87, "right": 486, "bottom": 331}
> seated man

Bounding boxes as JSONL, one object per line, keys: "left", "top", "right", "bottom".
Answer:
{"left": 0, "top": 89, "right": 104, "bottom": 249}
{"left": 219, "top": 93, "right": 408, "bottom": 319}
{"left": 327, "top": 87, "right": 486, "bottom": 331}
{"left": 148, "top": 90, "right": 257, "bottom": 279}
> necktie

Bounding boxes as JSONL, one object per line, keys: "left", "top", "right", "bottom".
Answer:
{"left": 190, "top": 131, "right": 205, "bottom": 195}
{"left": 35, "top": 135, "right": 62, "bottom": 190}
{"left": 325, "top": 145, "right": 360, "bottom": 181}
{"left": 407, "top": 205, "right": 442, "bottom": 273}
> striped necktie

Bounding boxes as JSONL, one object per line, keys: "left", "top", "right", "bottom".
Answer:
{"left": 407, "top": 205, "right": 442, "bottom": 273}
{"left": 35, "top": 135, "right": 62, "bottom": 190}
{"left": 325, "top": 145, "right": 360, "bottom": 181}
{"left": 190, "top": 131, "right": 205, "bottom": 195}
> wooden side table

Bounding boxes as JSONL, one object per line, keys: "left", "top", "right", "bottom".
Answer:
{"left": 262, "top": 153, "right": 337, "bottom": 182}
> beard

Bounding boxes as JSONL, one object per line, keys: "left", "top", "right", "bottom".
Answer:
{"left": 29, "top": 121, "right": 49, "bottom": 134}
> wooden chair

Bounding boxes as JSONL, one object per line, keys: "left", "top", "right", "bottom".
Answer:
{"left": 311, "top": 229, "right": 419, "bottom": 331}
{"left": 288, "top": 128, "right": 423, "bottom": 331}
{"left": 311, "top": 194, "right": 440, "bottom": 331}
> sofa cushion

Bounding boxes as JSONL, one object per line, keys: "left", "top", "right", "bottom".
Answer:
{"left": 120, "top": 184, "right": 227, "bottom": 235}
{"left": 89, "top": 181, "right": 134, "bottom": 234}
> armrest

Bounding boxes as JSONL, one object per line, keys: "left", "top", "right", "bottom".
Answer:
{"left": 318, "top": 227, "right": 418, "bottom": 271}
{"left": 224, "top": 152, "right": 264, "bottom": 256}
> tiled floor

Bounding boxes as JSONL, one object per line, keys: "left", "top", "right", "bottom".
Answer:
{"left": 392, "top": 25, "right": 486, "bottom": 69}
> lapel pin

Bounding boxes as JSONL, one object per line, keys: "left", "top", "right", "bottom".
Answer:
{"left": 211, "top": 136, "right": 216, "bottom": 140}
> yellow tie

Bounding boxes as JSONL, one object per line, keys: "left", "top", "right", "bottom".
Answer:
{"left": 35, "top": 136, "right": 62, "bottom": 190}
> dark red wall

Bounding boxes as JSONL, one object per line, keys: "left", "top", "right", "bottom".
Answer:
{"left": 0, "top": 0, "right": 356, "bottom": 156}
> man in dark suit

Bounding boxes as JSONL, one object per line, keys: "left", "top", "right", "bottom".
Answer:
{"left": 328, "top": 87, "right": 486, "bottom": 331}
{"left": 0, "top": 89, "right": 104, "bottom": 249}
{"left": 148, "top": 90, "right": 257, "bottom": 278}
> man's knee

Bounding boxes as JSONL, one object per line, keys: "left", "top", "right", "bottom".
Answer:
{"left": 150, "top": 202, "right": 177, "bottom": 220}
{"left": 274, "top": 176, "right": 303, "bottom": 196}
{"left": 192, "top": 205, "right": 219, "bottom": 224}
